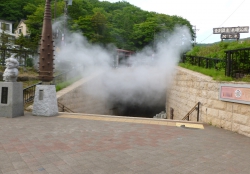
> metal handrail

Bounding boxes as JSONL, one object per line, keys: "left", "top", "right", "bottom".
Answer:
{"left": 182, "top": 102, "right": 200, "bottom": 122}
{"left": 23, "top": 81, "right": 42, "bottom": 104}
{"left": 58, "top": 102, "right": 74, "bottom": 113}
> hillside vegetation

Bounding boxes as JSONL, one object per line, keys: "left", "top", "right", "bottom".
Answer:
{"left": 0, "top": 0, "right": 194, "bottom": 51}
{"left": 186, "top": 40, "right": 250, "bottom": 58}
{"left": 182, "top": 40, "right": 250, "bottom": 82}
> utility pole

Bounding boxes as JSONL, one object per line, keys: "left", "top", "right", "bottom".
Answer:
{"left": 61, "top": 0, "right": 73, "bottom": 46}
{"left": 54, "top": 0, "right": 56, "bottom": 20}
{"left": 192, "top": 25, "right": 199, "bottom": 46}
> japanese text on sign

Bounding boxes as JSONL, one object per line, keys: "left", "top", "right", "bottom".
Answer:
{"left": 213, "top": 26, "right": 249, "bottom": 34}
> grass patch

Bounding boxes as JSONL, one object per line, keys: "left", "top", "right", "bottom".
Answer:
{"left": 56, "top": 76, "right": 82, "bottom": 91}
{"left": 179, "top": 63, "right": 234, "bottom": 81}
{"left": 241, "top": 75, "right": 250, "bottom": 82}
{"left": 22, "top": 80, "right": 40, "bottom": 89}
{"left": 0, "top": 65, "right": 4, "bottom": 72}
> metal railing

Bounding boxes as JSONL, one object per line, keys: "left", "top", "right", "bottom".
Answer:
{"left": 58, "top": 102, "right": 74, "bottom": 112}
{"left": 225, "top": 47, "right": 250, "bottom": 78}
{"left": 23, "top": 81, "right": 42, "bottom": 104}
{"left": 182, "top": 102, "right": 200, "bottom": 122}
{"left": 181, "top": 55, "right": 223, "bottom": 69}
{"left": 23, "top": 67, "right": 79, "bottom": 104}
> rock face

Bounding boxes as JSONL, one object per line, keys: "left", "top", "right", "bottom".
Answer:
{"left": 3, "top": 57, "right": 19, "bottom": 82}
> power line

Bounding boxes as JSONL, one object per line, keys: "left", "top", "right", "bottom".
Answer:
{"left": 200, "top": 0, "right": 246, "bottom": 43}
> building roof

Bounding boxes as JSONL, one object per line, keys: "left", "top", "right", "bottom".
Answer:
{"left": 0, "top": 19, "right": 15, "bottom": 24}
{"left": 16, "top": 19, "right": 26, "bottom": 28}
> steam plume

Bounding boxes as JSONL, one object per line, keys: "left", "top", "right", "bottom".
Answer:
{"left": 54, "top": 22, "right": 192, "bottom": 108}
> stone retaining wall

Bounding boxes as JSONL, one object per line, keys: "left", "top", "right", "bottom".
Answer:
{"left": 166, "top": 67, "right": 250, "bottom": 137}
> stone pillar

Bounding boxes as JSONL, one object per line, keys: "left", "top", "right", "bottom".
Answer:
{"left": 32, "top": 85, "right": 58, "bottom": 116}
{"left": 0, "top": 82, "right": 24, "bottom": 118}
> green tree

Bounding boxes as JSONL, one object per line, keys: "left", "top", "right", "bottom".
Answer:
{"left": 131, "top": 21, "right": 155, "bottom": 49}
{"left": 74, "top": 15, "right": 95, "bottom": 41}
{"left": 0, "top": 23, "right": 15, "bottom": 65}
{"left": 91, "top": 8, "right": 110, "bottom": 43}
{"left": 1, "top": 0, "right": 195, "bottom": 51}
{"left": 0, "top": 0, "right": 33, "bottom": 22}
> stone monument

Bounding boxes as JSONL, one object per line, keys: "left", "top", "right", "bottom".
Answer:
{"left": 32, "top": 0, "right": 58, "bottom": 116}
{"left": 0, "top": 56, "right": 24, "bottom": 118}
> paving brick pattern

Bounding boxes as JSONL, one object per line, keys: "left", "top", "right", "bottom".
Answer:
{"left": 0, "top": 112, "right": 250, "bottom": 174}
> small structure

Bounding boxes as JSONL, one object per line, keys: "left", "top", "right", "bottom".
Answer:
{"left": 32, "top": 0, "right": 58, "bottom": 117}
{"left": 0, "top": 57, "right": 24, "bottom": 118}
{"left": 15, "top": 19, "right": 30, "bottom": 38}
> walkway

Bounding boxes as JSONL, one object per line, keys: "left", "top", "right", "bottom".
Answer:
{"left": 0, "top": 112, "right": 250, "bottom": 174}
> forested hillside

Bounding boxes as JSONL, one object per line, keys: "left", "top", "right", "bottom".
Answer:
{"left": 0, "top": 0, "right": 194, "bottom": 51}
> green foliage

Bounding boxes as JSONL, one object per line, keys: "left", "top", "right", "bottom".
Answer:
{"left": 241, "top": 75, "right": 250, "bottom": 82}
{"left": 0, "top": 0, "right": 33, "bottom": 22}
{"left": 26, "top": 57, "right": 34, "bottom": 67}
{"left": 1, "top": 0, "right": 194, "bottom": 51}
{"left": 187, "top": 40, "right": 250, "bottom": 58}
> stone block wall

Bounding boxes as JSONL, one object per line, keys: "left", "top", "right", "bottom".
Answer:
{"left": 166, "top": 67, "right": 250, "bottom": 137}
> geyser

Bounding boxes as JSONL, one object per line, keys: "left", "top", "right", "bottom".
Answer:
{"left": 54, "top": 23, "right": 192, "bottom": 117}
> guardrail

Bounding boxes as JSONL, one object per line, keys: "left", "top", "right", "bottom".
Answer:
{"left": 181, "top": 55, "right": 223, "bottom": 69}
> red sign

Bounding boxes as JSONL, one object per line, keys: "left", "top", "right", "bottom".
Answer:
{"left": 219, "top": 85, "right": 250, "bottom": 104}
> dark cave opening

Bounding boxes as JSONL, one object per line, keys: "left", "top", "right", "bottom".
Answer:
{"left": 112, "top": 104, "right": 165, "bottom": 118}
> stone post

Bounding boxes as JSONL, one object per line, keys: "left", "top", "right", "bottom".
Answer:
{"left": 0, "top": 57, "right": 24, "bottom": 118}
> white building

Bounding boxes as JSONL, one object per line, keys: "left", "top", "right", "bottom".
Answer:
{"left": 0, "top": 19, "right": 15, "bottom": 36}
{"left": 0, "top": 19, "right": 16, "bottom": 44}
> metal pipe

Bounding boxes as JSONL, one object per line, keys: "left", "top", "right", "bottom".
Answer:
{"left": 197, "top": 102, "right": 200, "bottom": 122}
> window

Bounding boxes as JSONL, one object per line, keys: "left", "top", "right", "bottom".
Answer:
{"left": 1, "top": 23, "right": 10, "bottom": 31}
{"left": 5, "top": 24, "right": 10, "bottom": 31}
{"left": 19, "top": 28, "right": 22, "bottom": 34}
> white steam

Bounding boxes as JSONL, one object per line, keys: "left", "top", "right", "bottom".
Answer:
{"left": 54, "top": 23, "right": 192, "bottom": 107}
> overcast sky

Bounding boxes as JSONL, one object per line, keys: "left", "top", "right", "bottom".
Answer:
{"left": 102, "top": 0, "right": 250, "bottom": 44}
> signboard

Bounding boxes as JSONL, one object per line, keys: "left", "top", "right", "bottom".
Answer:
{"left": 219, "top": 84, "right": 250, "bottom": 105}
{"left": 213, "top": 26, "right": 249, "bottom": 34}
{"left": 221, "top": 33, "right": 240, "bottom": 39}
{"left": 1, "top": 87, "right": 8, "bottom": 104}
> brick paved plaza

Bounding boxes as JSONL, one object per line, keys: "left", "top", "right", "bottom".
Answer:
{"left": 0, "top": 112, "right": 250, "bottom": 174}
